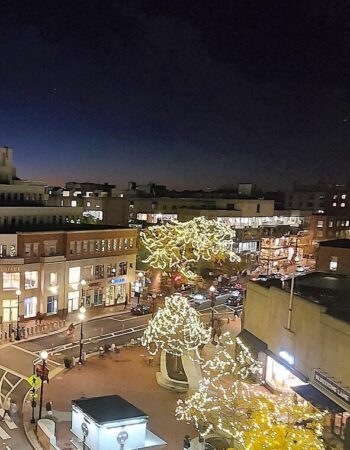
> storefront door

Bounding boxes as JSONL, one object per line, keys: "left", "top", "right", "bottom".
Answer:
{"left": 3, "top": 299, "right": 18, "bottom": 323}
{"left": 68, "top": 292, "right": 79, "bottom": 313}
{"left": 115, "top": 284, "right": 126, "bottom": 304}
{"left": 106, "top": 286, "right": 115, "bottom": 306}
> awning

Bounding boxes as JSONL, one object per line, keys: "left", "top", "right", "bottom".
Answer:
{"left": 292, "top": 384, "right": 346, "bottom": 414}
{"left": 236, "top": 329, "right": 267, "bottom": 358}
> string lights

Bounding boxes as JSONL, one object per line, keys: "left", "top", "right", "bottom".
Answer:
{"left": 141, "top": 294, "right": 211, "bottom": 360}
{"left": 176, "top": 333, "right": 326, "bottom": 449}
{"left": 140, "top": 217, "right": 240, "bottom": 279}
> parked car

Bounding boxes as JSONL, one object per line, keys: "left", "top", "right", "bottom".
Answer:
{"left": 226, "top": 296, "right": 242, "bottom": 307}
{"left": 131, "top": 304, "right": 151, "bottom": 316}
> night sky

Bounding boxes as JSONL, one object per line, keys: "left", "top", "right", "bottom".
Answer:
{"left": 1, "top": 1, "right": 350, "bottom": 190}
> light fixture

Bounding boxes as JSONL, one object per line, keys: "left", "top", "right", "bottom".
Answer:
{"left": 209, "top": 286, "right": 215, "bottom": 293}
{"left": 16, "top": 289, "right": 21, "bottom": 296}
{"left": 40, "top": 350, "right": 48, "bottom": 361}
{"left": 138, "top": 272, "right": 144, "bottom": 277}
{"left": 81, "top": 279, "right": 86, "bottom": 286}
{"left": 79, "top": 305, "right": 86, "bottom": 315}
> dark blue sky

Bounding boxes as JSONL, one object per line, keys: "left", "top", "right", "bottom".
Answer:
{"left": 1, "top": 1, "right": 350, "bottom": 189}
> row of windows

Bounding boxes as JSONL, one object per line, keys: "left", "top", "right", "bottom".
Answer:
{"left": 0, "top": 192, "right": 43, "bottom": 202}
{"left": 332, "top": 202, "right": 347, "bottom": 208}
{"left": 0, "top": 262, "right": 128, "bottom": 292}
{"left": 317, "top": 220, "right": 350, "bottom": 228}
{"left": 68, "top": 262, "right": 128, "bottom": 283}
{"left": 2, "top": 215, "right": 80, "bottom": 227}
{"left": 69, "top": 238, "right": 134, "bottom": 255}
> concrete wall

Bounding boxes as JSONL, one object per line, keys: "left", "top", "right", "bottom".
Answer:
{"left": 244, "top": 281, "right": 350, "bottom": 387}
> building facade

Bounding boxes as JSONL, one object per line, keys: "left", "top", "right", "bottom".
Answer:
{"left": 241, "top": 273, "right": 350, "bottom": 441}
{"left": 316, "top": 239, "right": 350, "bottom": 275}
{"left": 0, "top": 227, "right": 137, "bottom": 328}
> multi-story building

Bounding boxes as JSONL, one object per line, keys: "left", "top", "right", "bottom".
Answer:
{"left": 241, "top": 272, "right": 350, "bottom": 443}
{"left": 0, "top": 226, "right": 137, "bottom": 327}
{"left": 315, "top": 239, "right": 350, "bottom": 275}
{"left": 308, "top": 214, "right": 350, "bottom": 246}
{"left": 284, "top": 183, "right": 328, "bottom": 213}
{"left": 0, "top": 147, "right": 82, "bottom": 230}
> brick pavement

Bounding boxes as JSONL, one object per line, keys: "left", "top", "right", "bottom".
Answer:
{"left": 43, "top": 348, "right": 193, "bottom": 450}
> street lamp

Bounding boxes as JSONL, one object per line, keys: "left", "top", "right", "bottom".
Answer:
{"left": 38, "top": 350, "right": 48, "bottom": 420}
{"left": 15, "top": 289, "right": 21, "bottom": 341}
{"left": 209, "top": 285, "right": 216, "bottom": 329}
{"left": 80, "top": 279, "right": 86, "bottom": 306}
{"left": 78, "top": 305, "right": 86, "bottom": 364}
{"left": 151, "top": 293, "right": 157, "bottom": 318}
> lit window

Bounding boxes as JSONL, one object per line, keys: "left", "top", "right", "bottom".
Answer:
{"left": 69, "top": 267, "right": 81, "bottom": 284}
{"left": 47, "top": 295, "right": 58, "bottom": 315}
{"left": 50, "top": 272, "right": 58, "bottom": 286}
{"left": 86, "top": 201, "right": 91, "bottom": 207}
{"left": 333, "top": 202, "right": 337, "bottom": 207}
{"left": 317, "top": 220, "right": 323, "bottom": 228}
{"left": 3, "top": 272, "right": 20, "bottom": 291}
{"left": 25, "top": 271, "right": 38, "bottom": 289}
{"left": 118, "top": 262, "right": 127, "bottom": 275}
{"left": 24, "top": 296, "right": 37, "bottom": 318}
{"left": 71, "top": 200, "right": 77, "bottom": 207}
{"left": 342, "top": 194, "right": 347, "bottom": 199}
{"left": 328, "top": 221, "right": 333, "bottom": 228}
{"left": 333, "top": 194, "right": 337, "bottom": 199}
{"left": 346, "top": 221, "right": 350, "bottom": 227}
{"left": 341, "top": 202, "right": 346, "bottom": 207}
{"left": 63, "top": 191, "right": 70, "bottom": 197}
{"left": 329, "top": 257, "right": 338, "bottom": 271}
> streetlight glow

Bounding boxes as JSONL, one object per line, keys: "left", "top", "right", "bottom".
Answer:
{"left": 81, "top": 279, "right": 86, "bottom": 286}
{"left": 138, "top": 272, "right": 144, "bottom": 277}
{"left": 40, "top": 350, "right": 48, "bottom": 361}
{"left": 209, "top": 285, "right": 216, "bottom": 293}
{"left": 16, "top": 289, "right": 21, "bottom": 296}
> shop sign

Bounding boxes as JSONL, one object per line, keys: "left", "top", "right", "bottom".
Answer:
{"left": 111, "top": 277, "right": 126, "bottom": 285}
{"left": 314, "top": 370, "right": 350, "bottom": 405}
{"left": 0, "top": 266, "right": 20, "bottom": 273}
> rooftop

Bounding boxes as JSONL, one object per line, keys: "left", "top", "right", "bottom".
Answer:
{"left": 253, "top": 272, "right": 350, "bottom": 324}
{"left": 319, "top": 239, "right": 350, "bottom": 249}
{"left": 0, "top": 223, "right": 127, "bottom": 234}
{"left": 72, "top": 395, "right": 148, "bottom": 425}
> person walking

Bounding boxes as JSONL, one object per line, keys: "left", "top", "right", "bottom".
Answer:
{"left": 124, "top": 293, "right": 128, "bottom": 311}
{"left": 2, "top": 397, "right": 11, "bottom": 420}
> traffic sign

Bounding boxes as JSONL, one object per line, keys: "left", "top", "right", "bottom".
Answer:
{"left": 27, "top": 375, "right": 41, "bottom": 389}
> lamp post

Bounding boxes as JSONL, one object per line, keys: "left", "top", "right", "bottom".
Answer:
{"left": 136, "top": 272, "right": 143, "bottom": 304}
{"left": 151, "top": 293, "right": 157, "bottom": 318}
{"left": 38, "top": 350, "right": 48, "bottom": 420}
{"left": 209, "top": 285, "right": 216, "bottom": 329}
{"left": 15, "top": 289, "right": 21, "bottom": 341}
{"left": 78, "top": 305, "right": 86, "bottom": 364}
{"left": 80, "top": 279, "right": 86, "bottom": 306}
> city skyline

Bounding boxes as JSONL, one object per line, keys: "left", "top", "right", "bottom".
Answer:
{"left": 1, "top": 1, "right": 350, "bottom": 189}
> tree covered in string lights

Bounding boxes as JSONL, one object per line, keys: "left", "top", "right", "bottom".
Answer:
{"left": 141, "top": 294, "right": 211, "bottom": 361}
{"left": 176, "top": 333, "right": 326, "bottom": 449}
{"left": 140, "top": 217, "right": 240, "bottom": 279}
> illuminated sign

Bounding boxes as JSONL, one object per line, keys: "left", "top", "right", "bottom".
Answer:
{"left": 111, "top": 277, "right": 126, "bottom": 285}
{"left": 279, "top": 350, "right": 295, "bottom": 366}
{"left": 314, "top": 370, "right": 350, "bottom": 405}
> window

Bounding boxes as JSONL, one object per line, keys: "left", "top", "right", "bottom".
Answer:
{"left": 129, "top": 238, "right": 134, "bottom": 248}
{"left": 342, "top": 194, "right": 347, "bottom": 199}
{"left": 49, "top": 272, "right": 58, "bottom": 287}
{"left": 106, "top": 264, "right": 116, "bottom": 278}
{"left": 86, "top": 201, "right": 91, "bottom": 207}
{"left": 33, "top": 243, "right": 39, "bottom": 257}
{"left": 124, "top": 238, "right": 129, "bottom": 250}
{"left": 71, "top": 200, "right": 77, "bottom": 207}
{"left": 227, "top": 203, "right": 235, "bottom": 209}
{"left": 317, "top": 220, "right": 324, "bottom": 228}
{"left": 257, "top": 203, "right": 260, "bottom": 213}
{"left": 76, "top": 241, "right": 81, "bottom": 254}
{"left": 68, "top": 291, "right": 79, "bottom": 312}
{"left": 316, "top": 231, "right": 323, "bottom": 238}
{"left": 107, "top": 239, "right": 112, "bottom": 251}
{"left": 346, "top": 221, "right": 350, "bottom": 227}
{"left": 95, "top": 265, "right": 104, "bottom": 279}
{"left": 69, "top": 241, "right": 75, "bottom": 255}
{"left": 3, "top": 299, "right": 18, "bottom": 323}
{"left": 83, "top": 265, "right": 93, "bottom": 280}
{"left": 24, "top": 297, "right": 37, "bottom": 318}
{"left": 47, "top": 295, "right": 58, "bottom": 315}
{"left": 83, "top": 241, "right": 88, "bottom": 253}
{"left": 25, "top": 243, "right": 31, "bottom": 256}
{"left": 330, "top": 256, "right": 338, "bottom": 271}
{"left": 93, "top": 290, "right": 103, "bottom": 305}
{"left": 89, "top": 240, "right": 94, "bottom": 253}
{"left": 44, "top": 241, "right": 57, "bottom": 256}
{"left": 63, "top": 191, "right": 70, "bottom": 197}
{"left": 328, "top": 221, "right": 334, "bottom": 228}
{"left": 333, "top": 202, "right": 337, "bottom": 207}
{"left": 3, "top": 272, "right": 20, "bottom": 291}
{"left": 118, "top": 262, "right": 127, "bottom": 275}
{"left": 101, "top": 240, "right": 106, "bottom": 251}
{"left": 25, "top": 271, "right": 38, "bottom": 289}
{"left": 95, "top": 240, "right": 100, "bottom": 252}
{"left": 341, "top": 203, "right": 346, "bottom": 208}
{"left": 69, "top": 267, "right": 81, "bottom": 284}
{"left": 119, "top": 239, "right": 123, "bottom": 250}
{"left": 113, "top": 239, "right": 118, "bottom": 251}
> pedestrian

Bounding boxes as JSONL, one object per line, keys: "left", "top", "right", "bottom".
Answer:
{"left": 10, "top": 399, "right": 17, "bottom": 422}
{"left": 124, "top": 294, "right": 128, "bottom": 311}
{"left": 183, "top": 435, "right": 191, "bottom": 449}
{"left": 2, "top": 397, "right": 11, "bottom": 420}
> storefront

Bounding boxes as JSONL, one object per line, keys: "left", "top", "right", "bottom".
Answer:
{"left": 110, "top": 277, "right": 128, "bottom": 305}
{"left": 265, "top": 352, "right": 307, "bottom": 392}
